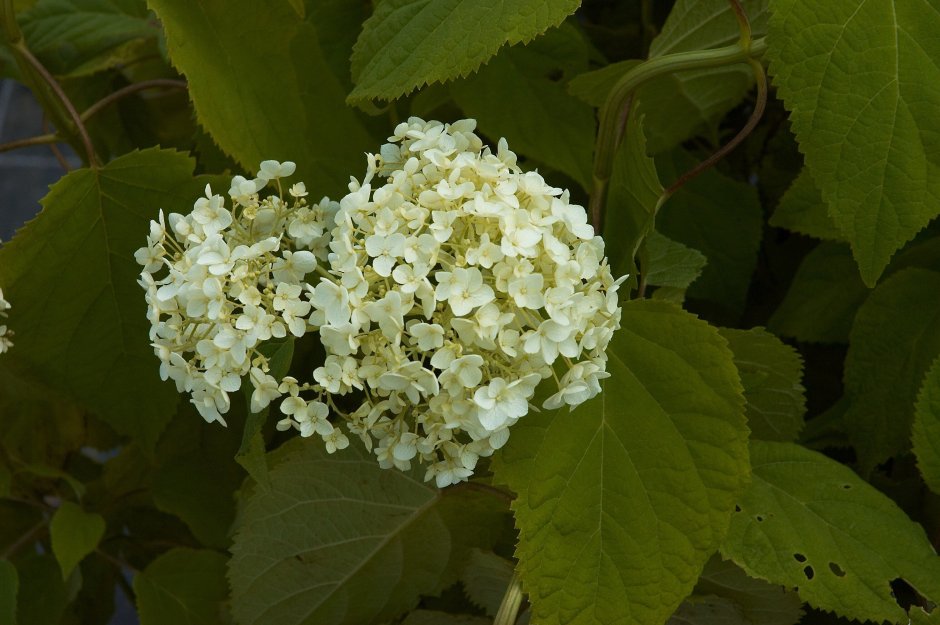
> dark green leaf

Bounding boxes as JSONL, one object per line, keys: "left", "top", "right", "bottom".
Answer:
{"left": 913, "top": 356, "right": 940, "bottom": 494}
{"left": 20, "top": 0, "right": 158, "bottom": 77}
{"left": 655, "top": 151, "right": 763, "bottom": 316}
{"left": 692, "top": 557, "right": 803, "bottom": 625}
{"left": 50, "top": 501, "right": 105, "bottom": 578}
{"left": 349, "top": 0, "right": 580, "bottom": 101}
{"left": 148, "top": 0, "right": 374, "bottom": 197}
{"left": 768, "top": 243, "right": 868, "bottom": 343}
{"left": 460, "top": 550, "right": 514, "bottom": 617}
{"left": 401, "top": 612, "right": 489, "bottom": 625}
{"left": 719, "top": 328, "right": 806, "bottom": 442}
{"left": 722, "top": 440, "right": 940, "bottom": 623}
{"left": 844, "top": 268, "right": 940, "bottom": 472}
{"left": 769, "top": 169, "right": 841, "bottom": 242}
{"left": 0, "top": 148, "right": 218, "bottom": 450}
{"left": 229, "top": 439, "right": 508, "bottom": 625}
{"left": 494, "top": 300, "right": 749, "bottom": 625}
{"left": 134, "top": 548, "right": 229, "bottom": 625}
{"left": 766, "top": 0, "right": 940, "bottom": 285}
{"left": 451, "top": 25, "right": 595, "bottom": 189}
{"left": 0, "top": 560, "right": 16, "bottom": 625}
{"left": 15, "top": 555, "right": 68, "bottom": 625}
{"left": 643, "top": 231, "right": 708, "bottom": 289}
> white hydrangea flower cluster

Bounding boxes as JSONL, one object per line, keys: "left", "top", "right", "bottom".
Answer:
{"left": 136, "top": 161, "right": 338, "bottom": 426}
{"left": 277, "top": 118, "right": 625, "bottom": 487}
{"left": 0, "top": 287, "right": 12, "bottom": 354}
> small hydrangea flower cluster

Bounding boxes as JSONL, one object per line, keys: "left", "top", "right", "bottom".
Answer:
{"left": 282, "top": 118, "right": 624, "bottom": 486}
{"left": 0, "top": 287, "right": 12, "bottom": 354}
{"left": 136, "top": 161, "right": 338, "bottom": 426}
{"left": 139, "top": 119, "right": 624, "bottom": 487}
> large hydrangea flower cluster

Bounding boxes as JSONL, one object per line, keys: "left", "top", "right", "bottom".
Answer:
{"left": 0, "top": 288, "right": 12, "bottom": 354}
{"left": 136, "top": 161, "right": 338, "bottom": 426}
{"left": 139, "top": 118, "right": 624, "bottom": 487}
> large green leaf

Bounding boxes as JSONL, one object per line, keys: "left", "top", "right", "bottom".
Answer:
{"left": 50, "top": 501, "right": 105, "bottom": 579}
{"left": 655, "top": 151, "right": 763, "bottom": 316}
{"left": 0, "top": 148, "right": 219, "bottom": 450}
{"left": 450, "top": 25, "right": 595, "bottom": 190}
{"left": 134, "top": 548, "right": 229, "bottom": 625}
{"left": 348, "top": 0, "right": 579, "bottom": 102}
{"left": 768, "top": 242, "right": 869, "bottom": 343}
{"left": 913, "top": 356, "right": 940, "bottom": 494}
{"left": 769, "top": 169, "right": 842, "bottom": 242}
{"left": 569, "top": 0, "right": 768, "bottom": 153}
{"left": 148, "top": 0, "right": 374, "bottom": 197}
{"left": 493, "top": 300, "right": 749, "bottom": 625}
{"left": 844, "top": 268, "right": 940, "bottom": 472}
{"left": 766, "top": 0, "right": 940, "bottom": 285}
{"left": 719, "top": 328, "right": 805, "bottom": 442}
{"left": 228, "top": 439, "right": 508, "bottom": 625}
{"left": 722, "top": 440, "right": 940, "bottom": 623}
{"left": 19, "top": 0, "right": 158, "bottom": 77}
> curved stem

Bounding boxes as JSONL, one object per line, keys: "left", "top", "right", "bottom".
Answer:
{"left": 43, "top": 114, "right": 72, "bottom": 171}
{"left": 0, "top": 132, "right": 58, "bottom": 153}
{"left": 589, "top": 37, "right": 767, "bottom": 231}
{"left": 80, "top": 78, "right": 187, "bottom": 122}
{"left": 13, "top": 42, "right": 98, "bottom": 167}
{"left": 656, "top": 58, "right": 767, "bottom": 208}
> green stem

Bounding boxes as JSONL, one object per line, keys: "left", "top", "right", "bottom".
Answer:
{"left": 494, "top": 571, "right": 525, "bottom": 625}
{"left": 589, "top": 36, "right": 767, "bottom": 230}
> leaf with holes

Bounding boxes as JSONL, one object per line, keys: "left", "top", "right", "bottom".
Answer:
{"left": 228, "top": 439, "right": 507, "bottom": 625}
{"left": 844, "top": 268, "right": 940, "bottom": 472}
{"left": 0, "top": 148, "right": 221, "bottom": 450}
{"left": 722, "top": 440, "right": 940, "bottom": 623}
{"left": 493, "top": 300, "right": 749, "bottom": 625}
{"left": 913, "top": 356, "right": 940, "bottom": 494}
{"left": 766, "top": 0, "right": 940, "bottom": 285}
{"left": 148, "top": 0, "right": 374, "bottom": 197}
{"left": 719, "top": 328, "right": 806, "bottom": 442}
{"left": 349, "top": 0, "right": 580, "bottom": 102}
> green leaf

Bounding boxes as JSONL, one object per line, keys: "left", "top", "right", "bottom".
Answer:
{"left": 494, "top": 300, "right": 749, "bottom": 625}
{"left": 768, "top": 243, "right": 868, "bottom": 343}
{"left": 0, "top": 148, "right": 215, "bottom": 450}
{"left": 15, "top": 555, "right": 68, "bottom": 625}
{"left": 236, "top": 336, "right": 294, "bottom": 485}
{"left": 228, "top": 439, "right": 508, "bottom": 625}
{"left": 148, "top": 0, "right": 374, "bottom": 197}
{"left": 913, "top": 356, "right": 940, "bottom": 494}
{"left": 605, "top": 112, "right": 663, "bottom": 284}
{"left": 450, "top": 25, "right": 595, "bottom": 189}
{"left": 569, "top": 0, "right": 769, "bottom": 153}
{"left": 0, "top": 560, "right": 17, "bottom": 625}
{"left": 134, "top": 548, "right": 229, "bottom": 625}
{"left": 766, "top": 0, "right": 940, "bottom": 285}
{"left": 19, "top": 0, "right": 159, "bottom": 77}
{"left": 769, "top": 169, "right": 842, "bottom": 242}
{"left": 50, "top": 501, "right": 105, "bottom": 579}
{"left": 844, "top": 268, "right": 940, "bottom": 472}
{"left": 643, "top": 231, "right": 708, "bottom": 290}
{"left": 460, "top": 550, "right": 514, "bottom": 617}
{"left": 348, "top": 0, "right": 580, "bottom": 102}
{"left": 655, "top": 151, "right": 763, "bottom": 316}
{"left": 721, "top": 440, "right": 940, "bottom": 624}
{"left": 719, "top": 328, "right": 806, "bottom": 442}
{"left": 691, "top": 557, "right": 803, "bottom": 625}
